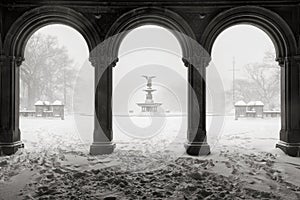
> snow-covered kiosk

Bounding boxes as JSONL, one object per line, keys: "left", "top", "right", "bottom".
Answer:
{"left": 52, "top": 100, "right": 64, "bottom": 120}
{"left": 34, "top": 100, "right": 64, "bottom": 119}
{"left": 246, "top": 101, "right": 264, "bottom": 118}
{"left": 234, "top": 100, "right": 247, "bottom": 120}
{"left": 34, "top": 100, "right": 51, "bottom": 117}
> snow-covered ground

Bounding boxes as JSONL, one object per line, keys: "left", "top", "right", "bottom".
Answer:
{"left": 0, "top": 115, "right": 300, "bottom": 199}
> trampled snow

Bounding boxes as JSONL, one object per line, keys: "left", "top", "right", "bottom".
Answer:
{"left": 0, "top": 115, "right": 299, "bottom": 199}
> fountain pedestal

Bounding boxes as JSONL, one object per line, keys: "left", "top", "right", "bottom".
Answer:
{"left": 137, "top": 76, "right": 162, "bottom": 112}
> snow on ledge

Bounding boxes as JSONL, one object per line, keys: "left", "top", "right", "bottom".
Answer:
{"left": 247, "top": 101, "right": 264, "bottom": 106}
{"left": 34, "top": 100, "right": 43, "bottom": 106}
{"left": 52, "top": 100, "right": 63, "bottom": 105}
{"left": 235, "top": 100, "right": 246, "bottom": 106}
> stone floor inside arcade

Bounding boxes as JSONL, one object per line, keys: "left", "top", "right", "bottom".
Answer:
{"left": 0, "top": 115, "right": 300, "bottom": 199}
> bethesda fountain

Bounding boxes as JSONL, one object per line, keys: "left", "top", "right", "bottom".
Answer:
{"left": 137, "top": 75, "right": 162, "bottom": 112}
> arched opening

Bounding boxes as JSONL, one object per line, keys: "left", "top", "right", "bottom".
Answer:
{"left": 19, "top": 24, "right": 91, "bottom": 153}
{"left": 0, "top": 6, "right": 100, "bottom": 156}
{"left": 201, "top": 5, "right": 298, "bottom": 156}
{"left": 112, "top": 25, "right": 188, "bottom": 153}
{"left": 207, "top": 24, "right": 280, "bottom": 152}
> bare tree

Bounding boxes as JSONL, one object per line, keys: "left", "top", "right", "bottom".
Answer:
{"left": 20, "top": 33, "right": 75, "bottom": 110}
{"left": 232, "top": 50, "right": 280, "bottom": 110}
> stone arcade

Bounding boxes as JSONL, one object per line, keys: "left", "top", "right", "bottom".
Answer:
{"left": 0, "top": 0, "right": 300, "bottom": 156}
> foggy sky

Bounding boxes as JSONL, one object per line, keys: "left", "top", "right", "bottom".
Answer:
{"left": 33, "top": 24, "right": 277, "bottom": 114}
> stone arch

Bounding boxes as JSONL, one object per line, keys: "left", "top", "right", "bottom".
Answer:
{"left": 201, "top": 6, "right": 300, "bottom": 156}
{"left": 201, "top": 6, "right": 297, "bottom": 60}
{"left": 0, "top": 6, "right": 100, "bottom": 155}
{"left": 3, "top": 6, "right": 101, "bottom": 58}
{"left": 90, "top": 7, "right": 211, "bottom": 156}
{"left": 105, "top": 7, "right": 196, "bottom": 59}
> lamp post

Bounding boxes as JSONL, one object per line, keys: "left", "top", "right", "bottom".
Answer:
{"left": 228, "top": 57, "right": 239, "bottom": 105}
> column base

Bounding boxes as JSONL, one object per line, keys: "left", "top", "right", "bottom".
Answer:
{"left": 90, "top": 142, "right": 116, "bottom": 155}
{"left": 184, "top": 142, "right": 210, "bottom": 156}
{"left": 276, "top": 141, "right": 300, "bottom": 157}
{"left": 0, "top": 141, "right": 24, "bottom": 155}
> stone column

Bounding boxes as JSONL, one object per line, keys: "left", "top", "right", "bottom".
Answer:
{"left": 89, "top": 49, "right": 118, "bottom": 155}
{"left": 183, "top": 55, "right": 211, "bottom": 156}
{"left": 0, "top": 54, "right": 24, "bottom": 155}
{"left": 276, "top": 55, "right": 300, "bottom": 156}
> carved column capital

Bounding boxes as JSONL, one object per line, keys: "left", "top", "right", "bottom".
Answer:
{"left": 14, "top": 56, "right": 24, "bottom": 67}
{"left": 275, "top": 57, "right": 285, "bottom": 67}
{"left": 183, "top": 38, "right": 211, "bottom": 69}
{"left": 89, "top": 55, "right": 118, "bottom": 68}
{"left": 182, "top": 57, "right": 191, "bottom": 67}
{"left": 0, "top": 55, "right": 24, "bottom": 67}
{"left": 182, "top": 56, "right": 211, "bottom": 69}
{"left": 89, "top": 44, "right": 119, "bottom": 69}
{"left": 88, "top": 35, "right": 118, "bottom": 69}
{"left": 276, "top": 55, "right": 300, "bottom": 68}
